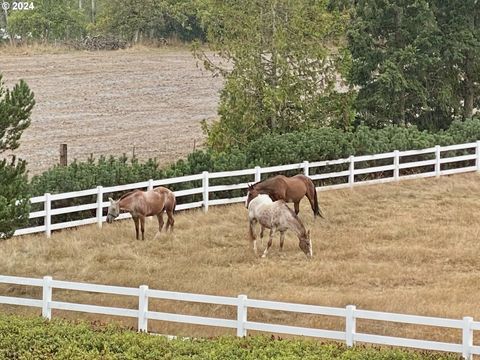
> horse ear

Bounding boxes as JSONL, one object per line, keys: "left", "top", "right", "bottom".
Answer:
{"left": 109, "top": 197, "right": 114, "bottom": 203}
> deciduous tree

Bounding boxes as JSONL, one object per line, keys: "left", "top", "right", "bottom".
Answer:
{"left": 195, "top": 0, "right": 349, "bottom": 151}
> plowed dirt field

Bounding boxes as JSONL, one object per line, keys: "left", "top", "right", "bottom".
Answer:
{"left": 0, "top": 48, "right": 223, "bottom": 175}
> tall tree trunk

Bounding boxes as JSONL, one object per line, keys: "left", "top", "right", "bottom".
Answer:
{"left": 269, "top": 0, "right": 278, "bottom": 130}
{"left": 134, "top": 29, "right": 140, "bottom": 44}
{"left": 463, "top": 40, "right": 475, "bottom": 119}
{"left": 79, "top": 0, "right": 83, "bottom": 9}
{"left": 398, "top": 91, "right": 406, "bottom": 126}
{"left": 91, "top": 0, "right": 96, "bottom": 24}
{"left": 463, "top": 76, "right": 474, "bottom": 119}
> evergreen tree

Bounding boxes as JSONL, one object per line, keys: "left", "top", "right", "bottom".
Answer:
{"left": 432, "top": 0, "right": 480, "bottom": 120}
{"left": 0, "top": 75, "right": 35, "bottom": 240}
{"left": 347, "top": 0, "right": 446, "bottom": 129}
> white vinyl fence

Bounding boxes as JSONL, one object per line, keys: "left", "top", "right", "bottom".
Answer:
{"left": 14, "top": 141, "right": 480, "bottom": 238}
{"left": 0, "top": 275, "right": 478, "bottom": 359}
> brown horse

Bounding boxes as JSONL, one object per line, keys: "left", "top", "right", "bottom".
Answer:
{"left": 246, "top": 174, "right": 323, "bottom": 218}
{"left": 248, "top": 194, "right": 312, "bottom": 258}
{"left": 106, "top": 186, "right": 176, "bottom": 240}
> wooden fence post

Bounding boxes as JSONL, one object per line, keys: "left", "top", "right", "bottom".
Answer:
{"left": 254, "top": 166, "right": 261, "bottom": 183}
{"left": 59, "top": 144, "right": 67, "bottom": 166}
{"left": 394, "top": 150, "right": 400, "bottom": 181}
{"left": 303, "top": 161, "right": 309, "bottom": 177}
{"left": 462, "top": 316, "right": 473, "bottom": 360}
{"left": 237, "top": 294, "right": 248, "bottom": 337}
{"left": 203, "top": 171, "right": 209, "bottom": 212}
{"left": 138, "top": 285, "right": 149, "bottom": 332}
{"left": 346, "top": 305, "right": 356, "bottom": 347}
{"left": 96, "top": 186, "right": 103, "bottom": 228}
{"left": 45, "top": 193, "right": 51, "bottom": 238}
{"left": 435, "top": 145, "right": 441, "bottom": 177}
{"left": 348, "top": 156, "right": 355, "bottom": 187}
{"left": 147, "top": 179, "right": 154, "bottom": 191}
{"left": 42, "top": 276, "right": 53, "bottom": 320}
{"left": 476, "top": 141, "right": 480, "bottom": 172}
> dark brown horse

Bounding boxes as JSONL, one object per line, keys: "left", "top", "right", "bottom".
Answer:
{"left": 106, "top": 186, "right": 176, "bottom": 240}
{"left": 246, "top": 174, "right": 323, "bottom": 218}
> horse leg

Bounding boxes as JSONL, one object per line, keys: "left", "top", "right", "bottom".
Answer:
{"left": 154, "top": 213, "right": 164, "bottom": 240}
{"left": 260, "top": 225, "right": 266, "bottom": 247}
{"left": 279, "top": 231, "right": 285, "bottom": 251}
{"left": 294, "top": 201, "right": 300, "bottom": 215}
{"left": 140, "top": 216, "right": 145, "bottom": 240}
{"left": 249, "top": 219, "right": 258, "bottom": 255}
{"left": 132, "top": 216, "right": 140, "bottom": 240}
{"left": 262, "top": 228, "right": 276, "bottom": 258}
{"left": 167, "top": 210, "right": 174, "bottom": 232}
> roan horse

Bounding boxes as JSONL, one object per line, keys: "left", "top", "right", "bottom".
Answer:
{"left": 246, "top": 174, "right": 323, "bottom": 218}
{"left": 248, "top": 194, "right": 312, "bottom": 258}
{"left": 106, "top": 186, "right": 176, "bottom": 240}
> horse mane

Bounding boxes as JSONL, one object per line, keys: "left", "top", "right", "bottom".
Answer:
{"left": 119, "top": 190, "right": 141, "bottom": 201}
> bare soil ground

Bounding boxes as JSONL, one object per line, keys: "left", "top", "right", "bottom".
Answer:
{"left": 1, "top": 174, "right": 480, "bottom": 344}
{"left": 0, "top": 47, "right": 223, "bottom": 176}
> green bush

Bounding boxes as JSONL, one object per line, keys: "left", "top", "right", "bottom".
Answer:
{"left": 26, "top": 117, "right": 480, "bottom": 228}
{"left": 0, "top": 314, "right": 460, "bottom": 360}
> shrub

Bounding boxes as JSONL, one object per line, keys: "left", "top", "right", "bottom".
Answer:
{"left": 0, "top": 314, "right": 460, "bottom": 360}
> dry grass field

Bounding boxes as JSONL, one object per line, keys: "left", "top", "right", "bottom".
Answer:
{"left": 1, "top": 173, "right": 480, "bottom": 345}
{"left": 0, "top": 46, "right": 223, "bottom": 175}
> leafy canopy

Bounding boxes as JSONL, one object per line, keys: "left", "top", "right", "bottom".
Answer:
{"left": 195, "top": 0, "right": 350, "bottom": 151}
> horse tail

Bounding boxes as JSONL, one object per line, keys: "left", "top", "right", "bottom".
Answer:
{"left": 306, "top": 177, "right": 323, "bottom": 218}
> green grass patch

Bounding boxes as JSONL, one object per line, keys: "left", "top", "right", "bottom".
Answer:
{"left": 0, "top": 314, "right": 460, "bottom": 359}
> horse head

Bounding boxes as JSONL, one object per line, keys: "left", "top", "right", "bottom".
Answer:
{"left": 298, "top": 229, "right": 312, "bottom": 258}
{"left": 106, "top": 198, "right": 120, "bottom": 223}
{"left": 245, "top": 184, "right": 259, "bottom": 208}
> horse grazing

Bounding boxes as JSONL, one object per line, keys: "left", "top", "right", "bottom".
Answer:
{"left": 106, "top": 186, "right": 176, "bottom": 240}
{"left": 248, "top": 194, "right": 312, "bottom": 258}
{"left": 246, "top": 174, "right": 323, "bottom": 218}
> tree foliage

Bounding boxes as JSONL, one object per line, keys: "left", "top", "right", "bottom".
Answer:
{"left": 7, "top": 0, "right": 86, "bottom": 41}
{"left": 432, "top": 0, "right": 480, "bottom": 119}
{"left": 196, "top": 0, "right": 350, "bottom": 151}
{"left": 0, "top": 75, "right": 34, "bottom": 240}
{"left": 348, "top": 0, "right": 480, "bottom": 130}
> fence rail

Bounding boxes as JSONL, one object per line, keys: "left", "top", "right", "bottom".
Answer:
{"left": 13, "top": 141, "right": 480, "bottom": 237}
{"left": 0, "top": 275, "right": 478, "bottom": 359}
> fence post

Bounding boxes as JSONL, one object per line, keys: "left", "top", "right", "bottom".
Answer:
{"left": 346, "top": 305, "right": 356, "bottom": 347}
{"left": 435, "top": 145, "right": 441, "bottom": 178}
{"left": 393, "top": 150, "right": 400, "bottom": 181}
{"left": 476, "top": 141, "right": 480, "bottom": 172}
{"left": 138, "top": 285, "right": 149, "bottom": 332}
{"left": 462, "top": 316, "right": 473, "bottom": 360}
{"left": 254, "top": 166, "right": 261, "bottom": 183}
{"left": 147, "top": 179, "right": 154, "bottom": 191}
{"left": 45, "top": 193, "right": 52, "bottom": 238}
{"left": 42, "top": 276, "right": 53, "bottom": 320}
{"left": 202, "top": 171, "right": 209, "bottom": 213}
{"left": 348, "top": 156, "right": 355, "bottom": 187}
{"left": 96, "top": 186, "right": 103, "bottom": 228}
{"left": 237, "top": 294, "right": 248, "bottom": 337}
{"left": 303, "top": 161, "right": 309, "bottom": 177}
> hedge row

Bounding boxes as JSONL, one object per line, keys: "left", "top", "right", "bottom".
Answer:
{"left": 0, "top": 315, "right": 459, "bottom": 360}
{"left": 30, "top": 117, "right": 480, "bottom": 197}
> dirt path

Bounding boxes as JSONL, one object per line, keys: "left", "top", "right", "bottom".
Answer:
{"left": 0, "top": 48, "right": 223, "bottom": 176}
